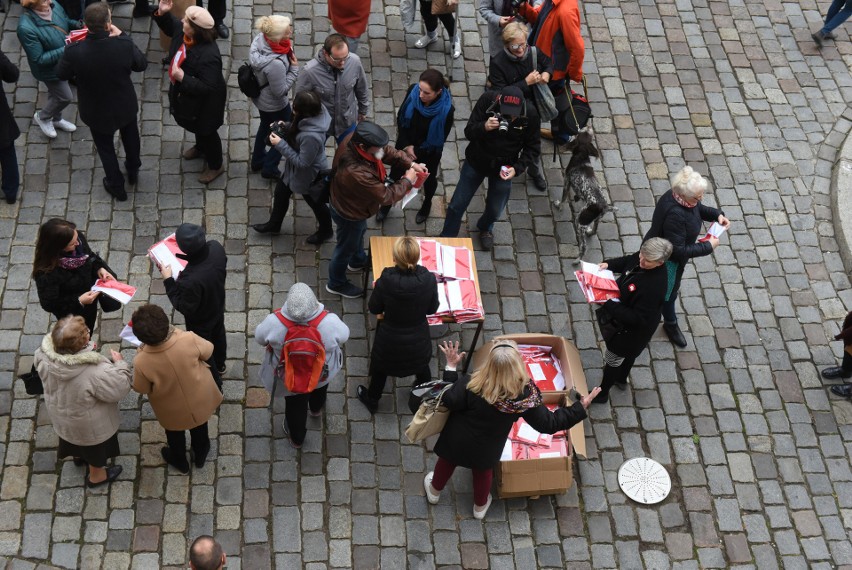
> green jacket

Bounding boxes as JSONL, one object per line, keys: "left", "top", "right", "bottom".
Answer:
{"left": 16, "top": 4, "right": 80, "bottom": 82}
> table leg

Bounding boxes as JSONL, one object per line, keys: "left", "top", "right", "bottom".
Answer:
{"left": 462, "top": 320, "right": 484, "bottom": 374}
{"left": 363, "top": 242, "right": 372, "bottom": 293}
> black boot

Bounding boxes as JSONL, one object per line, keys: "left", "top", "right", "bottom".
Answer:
{"left": 415, "top": 200, "right": 431, "bottom": 224}
{"left": 822, "top": 352, "right": 852, "bottom": 379}
{"left": 252, "top": 181, "right": 290, "bottom": 234}
{"left": 593, "top": 365, "right": 617, "bottom": 404}
{"left": 306, "top": 227, "right": 333, "bottom": 245}
{"left": 663, "top": 322, "right": 687, "bottom": 348}
{"left": 376, "top": 204, "right": 391, "bottom": 223}
{"left": 357, "top": 385, "right": 379, "bottom": 414}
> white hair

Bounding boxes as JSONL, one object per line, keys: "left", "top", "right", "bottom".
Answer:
{"left": 671, "top": 166, "right": 709, "bottom": 201}
{"left": 640, "top": 238, "right": 673, "bottom": 264}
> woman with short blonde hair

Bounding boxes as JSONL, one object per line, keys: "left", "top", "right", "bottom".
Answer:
{"left": 643, "top": 165, "right": 730, "bottom": 347}
{"left": 35, "top": 316, "right": 131, "bottom": 487}
{"left": 424, "top": 341, "right": 598, "bottom": 519}
{"left": 358, "top": 237, "right": 440, "bottom": 414}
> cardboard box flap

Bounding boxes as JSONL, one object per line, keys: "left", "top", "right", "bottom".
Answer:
{"left": 498, "top": 456, "right": 573, "bottom": 498}
{"left": 472, "top": 334, "right": 590, "bottom": 459}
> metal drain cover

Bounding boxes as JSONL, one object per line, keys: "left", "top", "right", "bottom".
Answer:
{"left": 618, "top": 457, "right": 671, "bottom": 504}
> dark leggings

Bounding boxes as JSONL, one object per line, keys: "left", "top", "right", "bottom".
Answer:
{"left": 270, "top": 180, "right": 333, "bottom": 232}
{"left": 165, "top": 422, "right": 210, "bottom": 463}
{"left": 421, "top": 1, "right": 456, "bottom": 36}
{"left": 598, "top": 353, "right": 637, "bottom": 401}
{"left": 368, "top": 363, "right": 432, "bottom": 412}
{"left": 431, "top": 456, "right": 493, "bottom": 506}
{"left": 194, "top": 131, "right": 223, "bottom": 170}
{"left": 284, "top": 385, "right": 329, "bottom": 445}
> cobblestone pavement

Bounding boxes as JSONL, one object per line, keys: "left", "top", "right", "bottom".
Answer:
{"left": 1, "top": 0, "right": 852, "bottom": 568}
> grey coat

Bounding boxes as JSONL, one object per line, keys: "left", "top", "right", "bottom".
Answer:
{"left": 254, "top": 302, "right": 350, "bottom": 397}
{"left": 273, "top": 106, "right": 332, "bottom": 194}
{"left": 294, "top": 50, "right": 369, "bottom": 137}
{"left": 249, "top": 33, "right": 300, "bottom": 113}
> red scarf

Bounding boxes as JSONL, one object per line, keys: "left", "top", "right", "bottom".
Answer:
{"left": 265, "top": 35, "right": 292, "bottom": 54}
{"left": 354, "top": 145, "right": 387, "bottom": 181}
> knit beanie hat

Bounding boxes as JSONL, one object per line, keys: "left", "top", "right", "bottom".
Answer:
{"left": 286, "top": 283, "right": 319, "bottom": 322}
{"left": 175, "top": 223, "right": 206, "bottom": 256}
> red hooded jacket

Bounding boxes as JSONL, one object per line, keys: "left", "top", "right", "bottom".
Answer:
{"left": 519, "top": 0, "right": 585, "bottom": 82}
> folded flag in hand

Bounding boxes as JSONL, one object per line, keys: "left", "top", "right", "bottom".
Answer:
{"left": 91, "top": 279, "right": 137, "bottom": 304}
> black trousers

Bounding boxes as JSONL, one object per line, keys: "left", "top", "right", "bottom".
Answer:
{"left": 368, "top": 363, "right": 432, "bottom": 413}
{"left": 420, "top": 1, "right": 455, "bottom": 36}
{"left": 91, "top": 121, "right": 141, "bottom": 192}
{"left": 197, "top": 0, "right": 226, "bottom": 25}
{"left": 270, "top": 180, "right": 333, "bottom": 233}
{"left": 194, "top": 131, "right": 223, "bottom": 170}
{"left": 284, "top": 385, "right": 329, "bottom": 445}
{"left": 598, "top": 356, "right": 636, "bottom": 401}
{"left": 165, "top": 422, "right": 209, "bottom": 462}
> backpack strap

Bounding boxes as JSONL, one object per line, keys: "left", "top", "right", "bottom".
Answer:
{"left": 307, "top": 310, "right": 329, "bottom": 328}
{"left": 274, "top": 309, "right": 294, "bottom": 328}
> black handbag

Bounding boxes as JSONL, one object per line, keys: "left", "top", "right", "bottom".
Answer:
{"left": 19, "top": 370, "right": 44, "bottom": 395}
{"left": 555, "top": 77, "right": 592, "bottom": 136}
{"left": 595, "top": 305, "right": 623, "bottom": 342}
{"left": 307, "top": 168, "right": 332, "bottom": 202}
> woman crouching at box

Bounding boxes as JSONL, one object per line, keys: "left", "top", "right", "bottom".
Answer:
{"left": 423, "top": 340, "right": 599, "bottom": 519}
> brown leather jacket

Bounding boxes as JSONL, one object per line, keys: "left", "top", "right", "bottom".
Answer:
{"left": 329, "top": 134, "right": 413, "bottom": 221}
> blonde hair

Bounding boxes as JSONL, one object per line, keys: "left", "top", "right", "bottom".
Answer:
{"left": 468, "top": 340, "right": 528, "bottom": 403}
{"left": 21, "top": 0, "right": 45, "bottom": 8}
{"left": 51, "top": 316, "right": 89, "bottom": 355}
{"left": 255, "top": 15, "right": 292, "bottom": 41}
{"left": 671, "top": 166, "right": 709, "bottom": 201}
{"left": 502, "top": 22, "right": 529, "bottom": 45}
{"left": 393, "top": 236, "right": 420, "bottom": 272}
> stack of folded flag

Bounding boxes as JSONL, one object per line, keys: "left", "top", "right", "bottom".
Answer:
{"left": 574, "top": 261, "right": 619, "bottom": 303}
{"left": 501, "top": 414, "right": 570, "bottom": 460}
{"left": 418, "top": 239, "right": 483, "bottom": 324}
{"left": 517, "top": 344, "right": 566, "bottom": 392}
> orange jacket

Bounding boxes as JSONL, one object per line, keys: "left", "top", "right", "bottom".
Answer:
{"left": 519, "top": 0, "right": 585, "bottom": 82}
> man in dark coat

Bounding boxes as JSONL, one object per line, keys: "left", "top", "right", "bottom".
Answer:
{"left": 0, "top": 49, "right": 20, "bottom": 205}
{"left": 158, "top": 223, "right": 228, "bottom": 383}
{"left": 56, "top": 2, "right": 147, "bottom": 202}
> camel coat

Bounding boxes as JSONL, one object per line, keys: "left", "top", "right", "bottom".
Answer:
{"left": 132, "top": 328, "right": 223, "bottom": 431}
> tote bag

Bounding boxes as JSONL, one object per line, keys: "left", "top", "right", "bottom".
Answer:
{"left": 405, "top": 384, "right": 452, "bottom": 443}
{"left": 530, "top": 48, "right": 559, "bottom": 122}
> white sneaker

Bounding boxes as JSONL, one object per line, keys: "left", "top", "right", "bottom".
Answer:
{"left": 34, "top": 112, "right": 56, "bottom": 139}
{"left": 415, "top": 34, "right": 438, "bottom": 49}
{"left": 473, "top": 494, "right": 492, "bottom": 520}
{"left": 452, "top": 39, "right": 462, "bottom": 59}
{"left": 52, "top": 119, "right": 77, "bottom": 133}
{"left": 423, "top": 472, "right": 441, "bottom": 504}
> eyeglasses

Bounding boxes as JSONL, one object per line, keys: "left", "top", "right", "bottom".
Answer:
{"left": 509, "top": 42, "right": 527, "bottom": 50}
{"left": 327, "top": 52, "right": 349, "bottom": 63}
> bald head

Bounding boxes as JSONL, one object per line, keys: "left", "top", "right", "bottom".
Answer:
{"left": 189, "top": 536, "right": 225, "bottom": 570}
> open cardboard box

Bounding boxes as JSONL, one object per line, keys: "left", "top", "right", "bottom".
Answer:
{"left": 471, "top": 333, "right": 590, "bottom": 498}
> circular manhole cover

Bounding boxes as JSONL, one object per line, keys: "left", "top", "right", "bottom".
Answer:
{"left": 618, "top": 457, "right": 671, "bottom": 505}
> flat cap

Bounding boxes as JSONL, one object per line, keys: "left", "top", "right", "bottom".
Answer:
{"left": 351, "top": 121, "right": 389, "bottom": 148}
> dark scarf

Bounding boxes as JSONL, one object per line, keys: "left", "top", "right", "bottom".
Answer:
{"left": 492, "top": 380, "right": 543, "bottom": 414}
{"left": 58, "top": 244, "right": 89, "bottom": 270}
{"left": 399, "top": 84, "right": 453, "bottom": 152}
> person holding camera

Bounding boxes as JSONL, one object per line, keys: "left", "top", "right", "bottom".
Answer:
{"left": 252, "top": 91, "right": 334, "bottom": 245}
{"left": 326, "top": 122, "right": 427, "bottom": 298}
{"left": 439, "top": 85, "right": 540, "bottom": 250}
{"left": 249, "top": 15, "right": 300, "bottom": 180}
{"left": 294, "top": 33, "right": 369, "bottom": 145}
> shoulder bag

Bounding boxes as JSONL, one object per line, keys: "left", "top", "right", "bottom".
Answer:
{"left": 530, "top": 47, "right": 559, "bottom": 122}
{"left": 405, "top": 383, "right": 452, "bottom": 443}
{"left": 432, "top": 0, "right": 458, "bottom": 15}
{"left": 595, "top": 304, "right": 624, "bottom": 342}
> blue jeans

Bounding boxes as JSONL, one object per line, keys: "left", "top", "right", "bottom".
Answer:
{"left": 821, "top": 0, "right": 852, "bottom": 33}
{"left": 0, "top": 144, "right": 19, "bottom": 201}
{"left": 440, "top": 161, "right": 512, "bottom": 237}
{"left": 252, "top": 106, "right": 292, "bottom": 174}
{"left": 662, "top": 295, "right": 677, "bottom": 324}
{"left": 328, "top": 205, "right": 368, "bottom": 288}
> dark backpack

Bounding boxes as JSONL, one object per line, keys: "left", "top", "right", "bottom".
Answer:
{"left": 237, "top": 62, "right": 265, "bottom": 98}
{"left": 273, "top": 310, "right": 329, "bottom": 394}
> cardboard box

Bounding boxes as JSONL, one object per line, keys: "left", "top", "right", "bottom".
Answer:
{"left": 471, "top": 333, "right": 590, "bottom": 498}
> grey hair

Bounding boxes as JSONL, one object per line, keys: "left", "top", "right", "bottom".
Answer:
{"left": 670, "top": 166, "right": 708, "bottom": 201}
{"left": 640, "top": 237, "right": 673, "bottom": 264}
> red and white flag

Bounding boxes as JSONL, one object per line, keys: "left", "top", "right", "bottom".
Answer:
{"left": 119, "top": 321, "right": 142, "bottom": 347}
{"left": 148, "top": 234, "right": 188, "bottom": 277}
{"left": 91, "top": 279, "right": 137, "bottom": 304}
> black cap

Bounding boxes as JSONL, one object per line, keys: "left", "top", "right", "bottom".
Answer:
{"left": 351, "top": 121, "right": 389, "bottom": 148}
{"left": 175, "top": 223, "right": 206, "bottom": 256}
{"left": 499, "top": 86, "right": 524, "bottom": 116}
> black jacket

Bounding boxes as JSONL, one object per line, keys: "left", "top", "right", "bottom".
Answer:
{"left": 488, "top": 47, "right": 553, "bottom": 100}
{"left": 434, "top": 371, "right": 587, "bottom": 470}
{"left": 34, "top": 233, "right": 107, "bottom": 330}
{"left": 395, "top": 83, "right": 455, "bottom": 156}
{"left": 154, "top": 13, "right": 227, "bottom": 135}
{"left": 601, "top": 253, "right": 669, "bottom": 359}
{"left": 0, "top": 49, "right": 20, "bottom": 148}
{"left": 56, "top": 30, "right": 147, "bottom": 133}
{"left": 368, "top": 265, "right": 439, "bottom": 377}
{"left": 464, "top": 90, "right": 541, "bottom": 176}
{"left": 164, "top": 241, "right": 227, "bottom": 339}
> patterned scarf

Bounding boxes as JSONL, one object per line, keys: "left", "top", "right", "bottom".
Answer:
{"left": 492, "top": 379, "right": 543, "bottom": 414}
{"left": 58, "top": 245, "right": 89, "bottom": 270}
{"left": 672, "top": 192, "right": 697, "bottom": 208}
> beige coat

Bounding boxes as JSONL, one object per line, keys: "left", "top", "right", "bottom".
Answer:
{"left": 34, "top": 334, "right": 132, "bottom": 446}
{"left": 132, "top": 328, "right": 223, "bottom": 431}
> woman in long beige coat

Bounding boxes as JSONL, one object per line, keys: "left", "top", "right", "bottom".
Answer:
{"left": 35, "top": 315, "right": 132, "bottom": 487}
{"left": 131, "top": 304, "right": 223, "bottom": 473}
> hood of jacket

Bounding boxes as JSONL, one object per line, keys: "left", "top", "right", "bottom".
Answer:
{"left": 279, "top": 301, "right": 327, "bottom": 323}
{"left": 297, "top": 106, "right": 333, "bottom": 136}
{"left": 249, "top": 33, "right": 285, "bottom": 70}
{"left": 38, "top": 333, "right": 106, "bottom": 379}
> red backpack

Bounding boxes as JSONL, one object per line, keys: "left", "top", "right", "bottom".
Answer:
{"left": 274, "top": 310, "right": 329, "bottom": 393}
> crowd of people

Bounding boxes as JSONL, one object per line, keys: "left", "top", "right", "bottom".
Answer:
{"left": 4, "top": 0, "right": 850, "bottom": 557}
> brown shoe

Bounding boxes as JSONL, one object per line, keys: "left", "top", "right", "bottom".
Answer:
{"left": 198, "top": 166, "right": 225, "bottom": 184}
{"left": 182, "top": 146, "right": 202, "bottom": 160}
{"left": 540, "top": 128, "right": 554, "bottom": 140}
